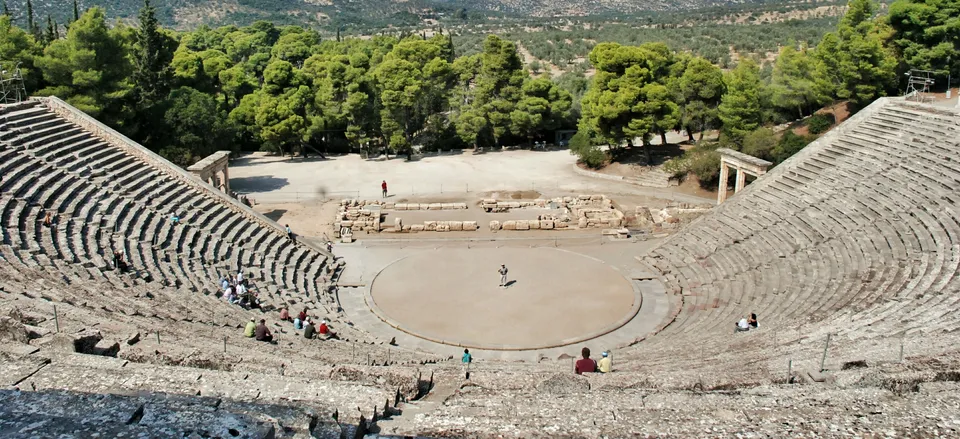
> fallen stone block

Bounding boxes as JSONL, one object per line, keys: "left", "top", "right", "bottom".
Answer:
{"left": 540, "top": 220, "right": 554, "bottom": 229}
{"left": 463, "top": 221, "right": 478, "bottom": 231}
{"left": 395, "top": 203, "right": 407, "bottom": 211}
{"left": 489, "top": 221, "right": 501, "bottom": 231}
{"left": 528, "top": 220, "right": 540, "bottom": 230}
{"left": 384, "top": 203, "right": 395, "bottom": 209}
{"left": 515, "top": 220, "right": 530, "bottom": 230}
{"left": 502, "top": 220, "right": 517, "bottom": 230}
{"left": 436, "top": 224, "right": 450, "bottom": 232}
{"left": 428, "top": 203, "right": 442, "bottom": 210}
{"left": 394, "top": 218, "right": 402, "bottom": 230}
{"left": 578, "top": 218, "right": 588, "bottom": 228}
{"left": 441, "top": 203, "right": 455, "bottom": 210}
{"left": 410, "top": 224, "right": 424, "bottom": 232}
{"left": 401, "top": 225, "right": 412, "bottom": 232}
{"left": 449, "top": 221, "right": 463, "bottom": 231}
{"left": 454, "top": 203, "right": 468, "bottom": 209}
{"left": 424, "top": 221, "right": 437, "bottom": 231}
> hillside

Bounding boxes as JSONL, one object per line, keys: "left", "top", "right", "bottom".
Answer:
{"left": 24, "top": 0, "right": 833, "bottom": 29}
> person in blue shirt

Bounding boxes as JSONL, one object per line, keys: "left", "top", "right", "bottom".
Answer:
{"left": 462, "top": 348, "right": 472, "bottom": 378}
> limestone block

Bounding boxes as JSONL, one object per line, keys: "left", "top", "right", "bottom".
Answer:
{"left": 540, "top": 220, "right": 554, "bottom": 229}
{"left": 441, "top": 203, "right": 454, "bottom": 210}
{"left": 394, "top": 218, "right": 402, "bottom": 229}
{"left": 502, "top": 220, "right": 517, "bottom": 230}
{"left": 449, "top": 221, "right": 463, "bottom": 231}
{"left": 515, "top": 220, "right": 530, "bottom": 230}
{"left": 555, "top": 221, "right": 567, "bottom": 229}
{"left": 429, "top": 203, "right": 442, "bottom": 210}
{"left": 436, "top": 224, "right": 450, "bottom": 232}
{"left": 454, "top": 203, "right": 468, "bottom": 209}
{"left": 384, "top": 203, "right": 395, "bottom": 209}
{"left": 520, "top": 201, "right": 534, "bottom": 207}
{"left": 410, "top": 224, "right": 424, "bottom": 232}
{"left": 496, "top": 202, "right": 509, "bottom": 209}
{"left": 579, "top": 195, "right": 591, "bottom": 200}
{"left": 395, "top": 204, "right": 407, "bottom": 211}
{"left": 534, "top": 199, "right": 546, "bottom": 207}
{"left": 609, "top": 219, "right": 622, "bottom": 227}
{"left": 528, "top": 220, "right": 540, "bottom": 230}
{"left": 507, "top": 202, "right": 521, "bottom": 209}
{"left": 482, "top": 199, "right": 497, "bottom": 205}
{"left": 463, "top": 221, "right": 478, "bottom": 231}
{"left": 373, "top": 220, "right": 381, "bottom": 231}
{"left": 590, "top": 195, "right": 603, "bottom": 201}
{"left": 420, "top": 204, "right": 431, "bottom": 210}
{"left": 341, "top": 220, "right": 354, "bottom": 227}
{"left": 489, "top": 221, "right": 501, "bottom": 231}
{"left": 424, "top": 221, "right": 437, "bottom": 231}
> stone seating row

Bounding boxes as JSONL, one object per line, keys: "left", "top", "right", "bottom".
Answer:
{"left": 641, "top": 100, "right": 960, "bottom": 352}
{"left": 0, "top": 101, "right": 336, "bottom": 323}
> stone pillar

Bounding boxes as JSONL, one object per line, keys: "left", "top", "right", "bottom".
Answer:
{"left": 717, "top": 163, "right": 729, "bottom": 204}
{"left": 734, "top": 167, "right": 747, "bottom": 193}
{"left": 221, "top": 166, "right": 230, "bottom": 193}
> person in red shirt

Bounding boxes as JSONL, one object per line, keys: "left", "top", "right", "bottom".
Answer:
{"left": 381, "top": 180, "right": 388, "bottom": 198}
{"left": 318, "top": 320, "right": 338, "bottom": 339}
{"left": 575, "top": 347, "right": 597, "bottom": 374}
{"left": 298, "top": 308, "right": 307, "bottom": 322}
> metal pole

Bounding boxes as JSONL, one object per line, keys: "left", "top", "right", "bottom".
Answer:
{"left": 787, "top": 359, "right": 793, "bottom": 382}
{"left": 819, "top": 333, "right": 831, "bottom": 372}
{"left": 53, "top": 305, "right": 59, "bottom": 333}
{"left": 157, "top": 331, "right": 161, "bottom": 344}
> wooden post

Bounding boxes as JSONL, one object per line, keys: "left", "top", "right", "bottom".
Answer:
{"left": 899, "top": 338, "right": 904, "bottom": 363}
{"left": 53, "top": 305, "right": 59, "bottom": 333}
{"left": 223, "top": 336, "right": 227, "bottom": 353}
{"left": 788, "top": 359, "right": 793, "bottom": 382}
{"left": 157, "top": 331, "right": 161, "bottom": 344}
{"left": 819, "top": 333, "right": 831, "bottom": 372}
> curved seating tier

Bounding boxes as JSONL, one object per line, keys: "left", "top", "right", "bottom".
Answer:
{"left": 0, "top": 99, "right": 337, "bottom": 318}
{"left": 641, "top": 98, "right": 960, "bottom": 348}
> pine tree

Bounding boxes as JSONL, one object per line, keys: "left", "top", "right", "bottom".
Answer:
{"left": 72, "top": 0, "right": 79, "bottom": 23}
{"left": 2, "top": 0, "right": 9, "bottom": 17}
{"left": 43, "top": 15, "right": 54, "bottom": 44}
{"left": 26, "top": 0, "right": 38, "bottom": 38}
{"left": 131, "top": 0, "right": 170, "bottom": 106}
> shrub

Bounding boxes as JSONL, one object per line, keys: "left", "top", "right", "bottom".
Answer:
{"left": 663, "top": 156, "right": 690, "bottom": 178}
{"left": 806, "top": 113, "right": 836, "bottom": 135}
{"left": 741, "top": 127, "right": 777, "bottom": 160}
{"left": 772, "top": 131, "right": 813, "bottom": 163}
{"left": 688, "top": 150, "right": 721, "bottom": 184}
{"left": 577, "top": 144, "right": 608, "bottom": 169}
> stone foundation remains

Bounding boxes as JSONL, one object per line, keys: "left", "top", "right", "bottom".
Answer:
{"left": 487, "top": 195, "right": 625, "bottom": 231}
{"left": 634, "top": 203, "right": 712, "bottom": 231}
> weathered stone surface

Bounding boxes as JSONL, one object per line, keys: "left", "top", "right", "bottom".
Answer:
{"left": 463, "top": 221, "right": 478, "bottom": 231}
{"left": 410, "top": 224, "right": 424, "bottom": 232}
{"left": 449, "top": 221, "right": 463, "bottom": 231}
{"left": 489, "top": 221, "right": 500, "bottom": 231}
{"left": 515, "top": 220, "right": 530, "bottom": 230}
{"left": 540, "top": 220, "right": 554, "bottom": 229}
{"left": 0, "top": 315, "right": 29, "bottom": 344}
{"left": 535, "top": 373, "right": 590, "bottom": 394}
{"left": 502, "top": 220, "right": 517, "bottom": 231}
{"left": 424, "top": 221, "right": 437, "bottom": 231}
{"left": 394, "top": 218, "right": 402, "bottom": 230}
{"left": 436, "top": 224, "right": 450, "bottom": 232}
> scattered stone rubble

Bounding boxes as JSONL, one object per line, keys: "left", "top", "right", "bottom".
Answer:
{"left": 634, "top": 203, "right": 713, "bottom": 231}
{"left": 487, "top": 195, "right": 625, "bottom": 231}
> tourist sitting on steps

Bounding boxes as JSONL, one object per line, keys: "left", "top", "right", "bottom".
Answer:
{"left": 255, "top": 319, "right": 274, "bottom": 343}
{"left": 598, "top": 351, "right": 612, "bottom": 373}
{"left": 244, "top": 318, "right": 256, "bottom": 338}
{"left": 748, "top": 313, "right": 758, "bottom": 329}
{"left": 113, "top": 250, "right": 129, "bottom": 273}
{"left": 735, "top": 317, "right": 751, "bottom": 332}
{"left": 298, "top": 308, "right": 308, "bottom": 322}
{"left": 293, "top": 316, "right": 303, "bottom": 331}
{"left": 319, "top": 320, "right": 338, "bottom": 339}
{"left": 303, "top": 318, "right": 316, "bottom": 339}
{"left": 575, "top": 347, "right": 597, "bottom": 374}
{"left": 279, "top": 308, "right": 291, "bottom": 322}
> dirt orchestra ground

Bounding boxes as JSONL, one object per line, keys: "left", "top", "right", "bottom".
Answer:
{"left": 367, "top": 247, "right": 640, "bottom": 350}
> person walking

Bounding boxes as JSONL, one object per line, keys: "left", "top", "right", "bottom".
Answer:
{"left": 381, "top": 180, "right": 388, "bottom": 198}
{"left": 498, "top": 264, "right": 509, "bottom": 288}
{"left": 462, "top": 348, "right": 472, "bottom": 379}
{"left": 285, "top": 224, "right": 294, "bottom": 241}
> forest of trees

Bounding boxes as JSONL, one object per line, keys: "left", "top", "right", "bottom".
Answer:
{"left": 0, "top": 0, "right": 955, "bottom": 184}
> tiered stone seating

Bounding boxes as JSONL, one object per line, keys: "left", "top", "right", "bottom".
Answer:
{"left": 642, "top": 98, "right": 960, "bottom": 350}
{"left": 0, "top": 98, "right": 338, "bottom": 315}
